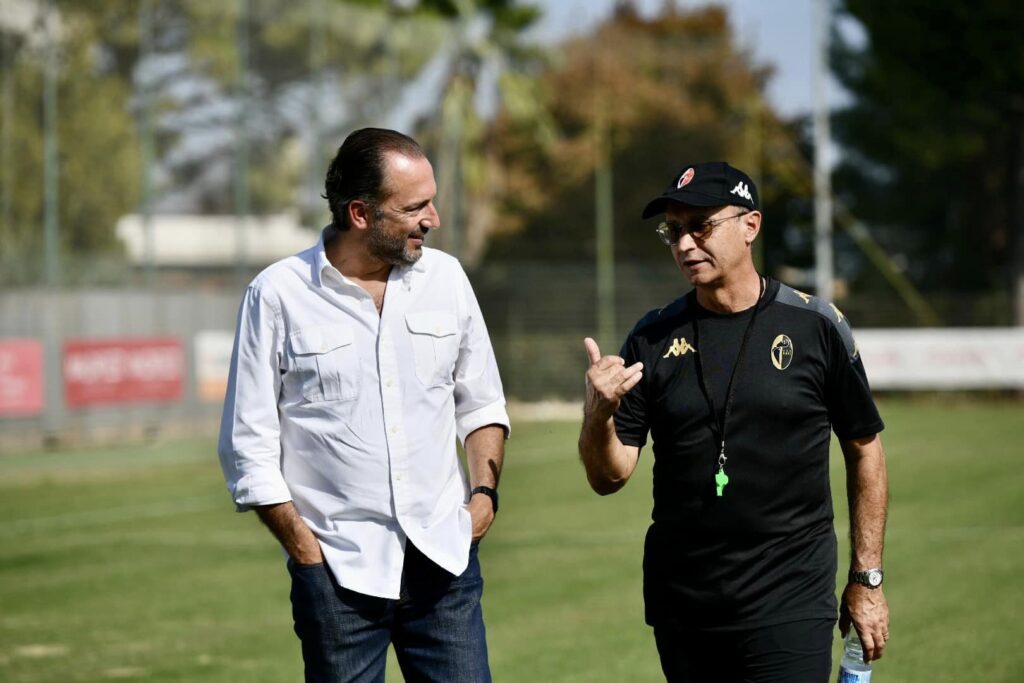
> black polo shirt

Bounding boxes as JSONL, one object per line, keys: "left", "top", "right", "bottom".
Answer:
{"left": 614, "top": 277, "right": 884, "bottom": 631}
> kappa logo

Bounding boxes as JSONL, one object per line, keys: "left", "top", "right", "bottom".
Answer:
{"left": 677, "top": 167, "right": 695, "bottom": 189}
{"left": 794, "top": 289, "right": 812, "bottom": 304}
{"left": 829, "top": 303, "right": 845, "bottom": 324}
{"left": 729, "top": 181, "right": 752, "bottom": 202}
{"left": 771, "top": 334, "right": 794, "bottom": 371}
{"left": 662, "top": 337, "right": 696, "bottom": 359}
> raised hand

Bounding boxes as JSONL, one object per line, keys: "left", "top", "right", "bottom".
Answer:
{"left": 583, "top": 337, "right": 644, "bottom": 421}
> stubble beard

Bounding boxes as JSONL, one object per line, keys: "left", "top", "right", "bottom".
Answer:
{"left": 367, "top": 213, "right": 423, "bottom": 266}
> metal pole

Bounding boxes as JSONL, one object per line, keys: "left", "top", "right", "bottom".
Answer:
{"left": 812, "top": 0, "right": 833, "bottom": 302}
{"left": 139, "top": 0, "right": 156, "bottom": 285}
{"left": 595, "top": 107, "right": 615, "bottom": 350}
{"left": 43, "top": 0, "right": 59, "bottom": 288}
{"left": 437, "top": 12, "right": 468, "bottom": 259}
{"left": 234, "top": 0, "right": 250, "bottom": 285}
{"left": 308, "top": 0, "right": 325, "bottom": 225}
{"left": 746, "top": 95, "right": 764, "bottom": 272}
{"left": 1012, "top": 97, "right": 1024, "bottom": 327}
{"left": 1, "top": 29, "right": 13, "bottom": 249}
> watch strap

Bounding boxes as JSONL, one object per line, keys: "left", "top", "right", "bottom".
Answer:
{"left": 471, "top": 486, "right": 498, "bottom": 514}
{"left": 849, "top": 568, "right": 884, "bottom": 588}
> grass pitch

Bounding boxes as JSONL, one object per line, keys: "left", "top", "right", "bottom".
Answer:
{"left": 0, "top": 398, "right": 1021, "bottom": 682}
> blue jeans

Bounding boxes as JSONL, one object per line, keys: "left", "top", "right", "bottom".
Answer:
{"left": 288, "top": 542, "right": 491, "bottom": 683}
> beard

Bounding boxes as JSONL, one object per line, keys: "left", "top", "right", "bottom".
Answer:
{"left": 366, "top": 214, "right": 425, "bottom": 266}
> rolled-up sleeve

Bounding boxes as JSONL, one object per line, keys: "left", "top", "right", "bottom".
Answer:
{"left": 452, "top": 268, "right": 510, "bottom": 444}
{"left": 217, "top": 283, "right": 292, "bottom": 511}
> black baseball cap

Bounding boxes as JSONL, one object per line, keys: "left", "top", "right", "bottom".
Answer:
{"left": 641, "top": 161, "right": 759, "bottom": 219}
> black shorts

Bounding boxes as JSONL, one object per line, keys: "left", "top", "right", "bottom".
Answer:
{"left": 652, "top": 617, "right": 836, "bottom": 683}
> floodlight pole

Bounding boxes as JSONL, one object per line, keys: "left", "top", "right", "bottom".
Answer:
{"left": 234, "top": 0, "right": 251, "bottom": 285}
{"left": 308, "top": 0, "right": 325, "bottom": 224}
{"left": 1013, "top": 97, "right": 1024, "bottom": 327}
{"left": 139, "top": 0, "right": 156, "bottom": 285}
{"left": 43, "top": 0, "right": 60, "bottom": 289}
{"left": 595, "top": 105, "right": 615, "bottom": 351}
{"left": 813, "top": 0, "right": 833, "bottom": 302}
{"left": 1, "top": 30, "right": 13, "bottom": 245}
{"left": 746, "top": 94, "right": 764, "bottom": 272}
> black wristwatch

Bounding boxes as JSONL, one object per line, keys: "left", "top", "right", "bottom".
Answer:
{"left": 471, "top": 486, "right": 499, "bottom": 514}
{"left": 849, "top": 568, "right": 884, "bottom": 589}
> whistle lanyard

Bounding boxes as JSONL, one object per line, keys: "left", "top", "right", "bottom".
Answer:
{"left": 692, "top": 276, "right": 765, "bottom": 497}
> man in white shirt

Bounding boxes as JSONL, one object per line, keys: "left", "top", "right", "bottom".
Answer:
{"left": 218, "top": 128, "right": 509, "bottom": 683}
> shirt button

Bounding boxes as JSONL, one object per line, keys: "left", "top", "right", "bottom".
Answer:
{"left": 385, "top": 379, "right": 393, "bottom": 388}
{"left": 395, "top": 473, "right": 403, "bottom": 482}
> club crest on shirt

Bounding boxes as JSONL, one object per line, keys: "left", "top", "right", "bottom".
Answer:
{"left": 662, "top": 337, "right": 696, "bottom": 358}
{"left": 771, "top": 334, "right": 794, "bottom": 370}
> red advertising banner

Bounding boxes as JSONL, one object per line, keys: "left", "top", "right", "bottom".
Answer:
{"left": 63, "top": 337, "right": 184, "bottom": 408}
{"left": 0, "top": 339, "right": 45, "bottom": 417}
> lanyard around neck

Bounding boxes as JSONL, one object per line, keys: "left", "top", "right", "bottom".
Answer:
{"left": 692, "top": 276, "right": 765, "bottom": 496}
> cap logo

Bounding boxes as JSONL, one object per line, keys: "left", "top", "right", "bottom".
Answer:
{"left": 730, "top": 181, "right": 753, "bottom": 202}
{"left": 677, "top": 168, "right": 695, "bottom": 189}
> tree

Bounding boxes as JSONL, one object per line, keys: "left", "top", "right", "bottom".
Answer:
{"left": 831, "top": 0, "right": 1024, "bottom": 300}
{"left": 124, "top": 0, "right": 540, "bottom": 244}
{"left": 152, "top": 0, "right": 452, "bottom": 221}
{"left": 1, "top": 0, "right": 520, "bottom": 285}
{"left": 482, "top": 5, "right": 811, "bottom": 268}
{"left": 1, "top": 1, "right": 142, "bottom": 284}
{"left": 394, "top": 0, "right": 544, "bottom": 266}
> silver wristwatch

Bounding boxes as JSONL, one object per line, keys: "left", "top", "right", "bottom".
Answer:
{"left": 849, "top": 568, "right": 884, "bottom": 589}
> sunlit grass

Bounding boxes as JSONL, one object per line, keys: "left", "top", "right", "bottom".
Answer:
{"left": 0, "top": 399, "right": 1021, "bottom": 682}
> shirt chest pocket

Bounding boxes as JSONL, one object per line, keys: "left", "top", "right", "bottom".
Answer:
{"left": 406, "top": 311, "right": 460, "bottom": 387}
{"left": 288, "top": 324, "right": 360, "bottom": 402}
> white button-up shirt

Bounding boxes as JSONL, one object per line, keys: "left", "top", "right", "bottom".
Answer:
{"left": 218, "top": 236, "right": 510, "bottom": 599}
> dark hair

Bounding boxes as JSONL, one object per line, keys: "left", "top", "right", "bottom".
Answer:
{"left": 323, "top": 128, "right": 425, "bottom": 231}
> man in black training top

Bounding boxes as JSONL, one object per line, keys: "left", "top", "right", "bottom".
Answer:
{"left": 578, "top": 162, "right": 890, "bottom": 682}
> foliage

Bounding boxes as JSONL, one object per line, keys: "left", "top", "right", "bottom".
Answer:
{"left": 483, "top": 5, "right": 812, "bottom": 268}
{"left": 403, "top": 0, "right": 545, "bottom": 267}
{"left": 0, "top": 0, "right": 542, "bottom": 283}
{"left": 154, "top": 0, "right": 451, "bottom": 220}
{"left": 831, "top": 0, "right": 1024, "bottom": 293}
{"left": 0, "top": 1, "right": 141, "bottom": 284}
{"left": 163, "top": 0, "right": 542, "bottom": 244}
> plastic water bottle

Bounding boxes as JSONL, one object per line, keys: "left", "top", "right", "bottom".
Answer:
{"left": 837, "top": 632, "right": 872, "bottom": 682}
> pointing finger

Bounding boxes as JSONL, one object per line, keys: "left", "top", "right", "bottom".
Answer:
{"left": 584, "top": 337, "right": 601, "bottom": 365}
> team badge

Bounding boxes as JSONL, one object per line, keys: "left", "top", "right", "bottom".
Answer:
{"left": 677, "top": 167, "right": 695, "bottom": 189}
{"left": 770, "top": 334, "right": 793, "bottom": 370}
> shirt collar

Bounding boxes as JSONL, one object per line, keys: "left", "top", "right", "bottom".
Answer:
{"left": 313, "top": 227, "right": 335, "bottom": 289}
{"left": 314, "top": 226, "right": 430, "bottom": 291}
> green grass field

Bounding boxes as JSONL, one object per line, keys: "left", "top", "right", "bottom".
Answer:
{"left": 1, "top": 398, "right": 1022, "bottom": 682}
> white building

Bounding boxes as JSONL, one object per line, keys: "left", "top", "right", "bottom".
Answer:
{"left": 115, "top": 213, "right": 319, "bottom": 268}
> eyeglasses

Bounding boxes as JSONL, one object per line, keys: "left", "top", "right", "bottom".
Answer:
{"left": 655, "top": 211, "right": 750, "bottom": 246}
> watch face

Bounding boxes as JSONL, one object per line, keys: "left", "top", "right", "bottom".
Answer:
{"left": 867, "top": 570, "right": 883, "bottom": 587}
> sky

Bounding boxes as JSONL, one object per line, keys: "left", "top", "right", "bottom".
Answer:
{"left": 528, "top": 0, "right": 857, "bottom": 118}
